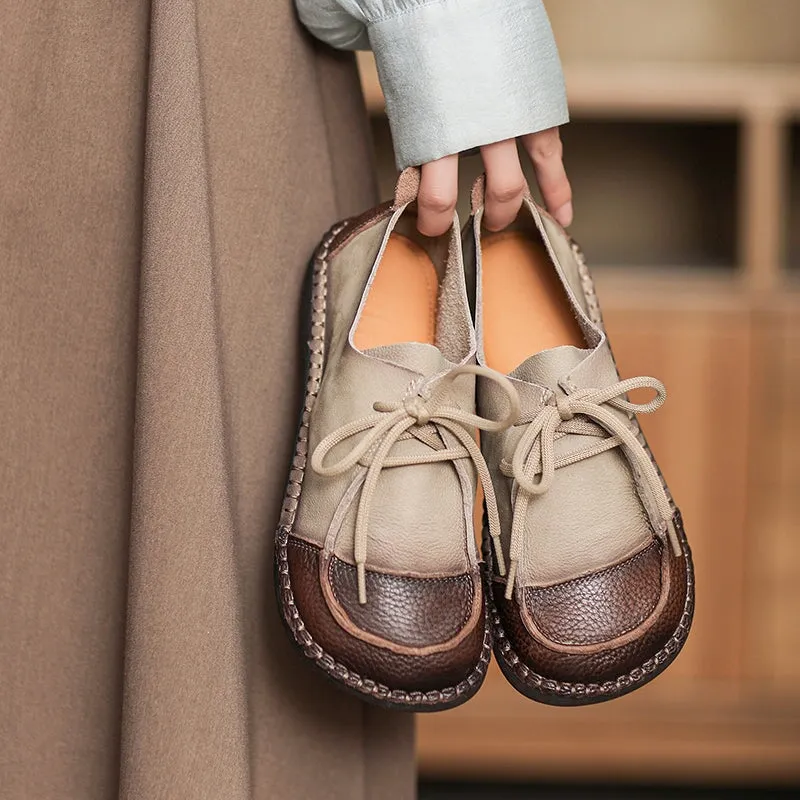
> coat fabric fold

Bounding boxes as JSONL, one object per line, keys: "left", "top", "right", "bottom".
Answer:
{"left": 0, "top": 2, "right": 414, "bottom": 798}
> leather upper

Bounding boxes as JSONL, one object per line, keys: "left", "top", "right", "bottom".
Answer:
{"left": 293, "top": 206, "right": 481, "bottom": 579}
{"left": 473, "top": 197, "right": 664, "bottom": 591}
{"left": 287, "top": 192, "right": 490, "bottom": 670}
{"left": 468, "top": 187, "right": 692, "bottom": 690}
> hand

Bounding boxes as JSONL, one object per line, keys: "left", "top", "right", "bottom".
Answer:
{"left": 415, "top": 128, "right": 573, "bottom": 237}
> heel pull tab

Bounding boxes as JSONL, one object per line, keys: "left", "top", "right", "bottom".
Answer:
{"left": 394, "top": 166, "right": 421, "bottom": 207}
{"left": 470, "top": 173, "right": 486, "bottom": 216}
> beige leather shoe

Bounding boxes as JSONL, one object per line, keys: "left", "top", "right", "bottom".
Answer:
{"left": 275, "top": 169, "right": 519, "bottom": 711}
{"left": 466, "top": 176, "right": 694, "bottom": 705}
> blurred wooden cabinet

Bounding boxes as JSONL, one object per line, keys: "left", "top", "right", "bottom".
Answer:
{"left": 543, "top": 0, "right": 800, "bottom": 65}
{"left": 359, "top": 57, "right": 800, "bottom": 783}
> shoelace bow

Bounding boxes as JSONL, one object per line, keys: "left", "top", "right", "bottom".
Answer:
{"left": 499, "top": 376, "right": 681, "bottom": 599}
{"left": 310, "top": 364, "right": 520, "bottom": 604}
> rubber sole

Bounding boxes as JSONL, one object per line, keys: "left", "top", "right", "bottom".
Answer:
{"left": 273, "top": 216, "right": 491, "bottom": 713}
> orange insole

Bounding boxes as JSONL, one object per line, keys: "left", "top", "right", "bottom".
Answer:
{"left": 353, "top": 233, "right": 438, "bottom": 350}
{"left": 481, "top": 231, "right": 584, "bottom": 374}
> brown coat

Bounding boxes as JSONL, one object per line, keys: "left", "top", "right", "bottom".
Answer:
{"left": 0, "top": 2, "right": 414, "bottom": 798}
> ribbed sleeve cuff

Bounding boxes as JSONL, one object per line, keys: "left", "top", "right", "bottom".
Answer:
{"left": 368, "top": 0, "right": 569, "bottom": 168}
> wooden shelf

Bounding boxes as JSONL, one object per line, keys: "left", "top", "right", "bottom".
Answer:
{"left": 544, "top": 1, "right": 800, "bottom": 68}
{"left": 563, "top": 63, "right": 800, "bottom": 119}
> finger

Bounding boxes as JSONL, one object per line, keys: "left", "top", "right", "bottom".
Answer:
{"left": 522, "top": 128, "right": 573, "bottom": 227}
{"left": 480, "top": 139, "right": 526, "bottom": 232}
{"left": 417, "top": 155, "right": 459, "bottom": 236}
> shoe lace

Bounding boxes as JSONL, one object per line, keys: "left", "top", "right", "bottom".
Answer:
{"left": 310, "top": 364, "right": 520, "bottom": 604}
{"left": 499, "top": 376, "right": 680, "bottom": 599}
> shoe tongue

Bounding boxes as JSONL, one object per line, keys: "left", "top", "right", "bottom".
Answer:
{"left": 510, "top": 345, "right": 590, "bottom": 391}
{"left": 365, "top": 341, "right": 451, "bottom": 377}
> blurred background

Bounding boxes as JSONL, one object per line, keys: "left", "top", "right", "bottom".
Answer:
{"left": 356, "top": 0, "right": 800, "bottom": 797}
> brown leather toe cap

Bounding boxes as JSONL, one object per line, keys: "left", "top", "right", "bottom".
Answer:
{"left": 527, "top": 539, "right": 663, "bottom": 648}
{"left": 329, "top": 554, "right": 476, "bottom": 648}
{"left": 495, "top": 525, "right": 690, "bottom": 686}
{"left": 286, "top": 536, "right": 487, "bottom": 692}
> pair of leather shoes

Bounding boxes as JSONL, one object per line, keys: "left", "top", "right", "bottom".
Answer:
{"left": 275, "top": 168, "right": 694, "bottom": 711}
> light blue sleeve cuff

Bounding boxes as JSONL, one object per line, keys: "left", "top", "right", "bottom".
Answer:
{"left": 367, "top": 0, "right": 569, "bottom": 168}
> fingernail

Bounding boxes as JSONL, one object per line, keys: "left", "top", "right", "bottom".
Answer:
{"left": 554, "top": 201, "right": 573, "bottom": 228}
